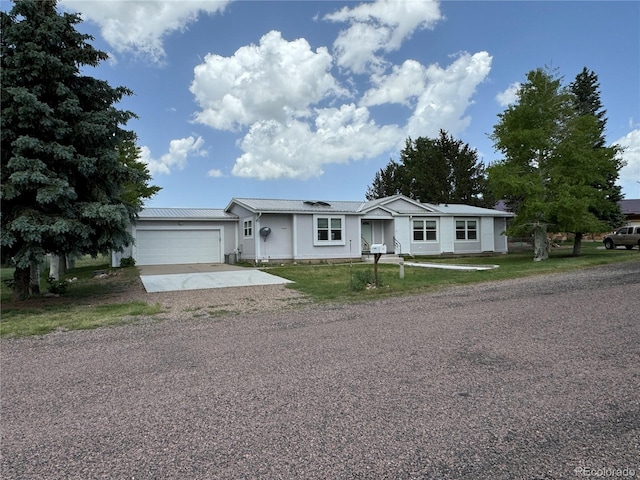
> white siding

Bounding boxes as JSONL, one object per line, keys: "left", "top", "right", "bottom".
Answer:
{"left": 255, "top": 214, "right": 293, "bottom": 262}
{"left": 295, "top": 215, "right": 361, "bottom": 260}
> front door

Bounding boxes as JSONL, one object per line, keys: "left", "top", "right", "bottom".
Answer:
{"left": 361, "top": 221, "right": 373, "bottom": 252}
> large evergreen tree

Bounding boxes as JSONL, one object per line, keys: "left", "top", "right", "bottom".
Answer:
{"left": 567, "top": 68, "right": 625, "bottom": 255}
{"left": 1, "top": 0, "right": 155, "bottom": 299}
{"left": 488, "top": 67, "right": 623, "bottom": 261}
{"left": 366, "top": 130, "right": 492, "bottom": 207}
{"left": 365, "top": 160, "right": 401, "bottom": 200}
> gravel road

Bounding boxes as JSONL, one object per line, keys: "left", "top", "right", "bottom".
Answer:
{"left": 2, "top": 261, "right": 639, "bottom": 479}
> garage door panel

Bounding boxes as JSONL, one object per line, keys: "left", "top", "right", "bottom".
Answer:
{"left": 136, "top": 229, "right": 221, "bottom": 265}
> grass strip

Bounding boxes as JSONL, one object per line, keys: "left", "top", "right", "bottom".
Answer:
{"left": 0, "top": 301, "right": 164, "bottom": 338}
{"left": 264, "top": 243, "right": 639, "bottom": 303}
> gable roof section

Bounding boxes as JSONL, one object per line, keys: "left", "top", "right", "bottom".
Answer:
{"left": 138, "top": 208, "right": 237, "bottom": 221}
{"left": 359, "top": 194, "right": 436, "bottom": 214}
{"left": 227, "top": 198, "right": 364, "bottom": 214}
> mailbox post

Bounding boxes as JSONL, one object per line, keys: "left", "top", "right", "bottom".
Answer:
{"left": 370, "top": 244, "right": 386, "bottom": 287}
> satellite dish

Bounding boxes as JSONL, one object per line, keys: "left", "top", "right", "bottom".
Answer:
{"left": 259, "top": 227, "right": 271, "bottom": 241}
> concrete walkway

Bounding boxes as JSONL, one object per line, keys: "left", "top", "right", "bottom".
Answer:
{"left": 404, "top": 261, "right": 499, "bottom": 271}
{"left": 364, "top": 255, "right": 499, "bottom": 271}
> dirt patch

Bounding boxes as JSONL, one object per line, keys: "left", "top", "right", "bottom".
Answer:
{"left": 2, "top": 273, "right": 308, "bottom": 317}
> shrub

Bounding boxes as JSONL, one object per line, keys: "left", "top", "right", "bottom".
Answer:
{"left": 46, "top": 276, "right": 69, "bottom": 295}
{"left": 351, "top": 269, "right": 382, "bottom": 291}
{"left": 120, "top": 257, "right": 136, "bottom": 268}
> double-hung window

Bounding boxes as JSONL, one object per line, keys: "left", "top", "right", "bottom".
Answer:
{"left": 314, "top": 215, "right": 345, "bottom": 245}
{"left": 456, "top": 219, "right": 477, "bottom": 241}
{"left": 413, "top": 220, "right": 437, "bottom": 242}
{"left": 243, "top": 219, "right": 253, "bottom": 238}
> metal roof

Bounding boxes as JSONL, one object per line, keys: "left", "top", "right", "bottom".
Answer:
{"left": 359, "top": 195, "right": 512, "bottom": 216}
{"left": 228, "top": 198, "right": 365, "bottom": 213}
{"left": 433, "top": 204, "right": 514, "bottom": 217}
{"left": 138, "top": 208, "right": 238, "bottom": 220}
{"left": 138, "top": 196, "right": 515, "bottom": 220}
{"left": 360, "top": 195, "right": 436, "bottom": 214}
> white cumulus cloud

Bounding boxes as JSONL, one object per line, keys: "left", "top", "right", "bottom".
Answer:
{"left": 186, "top": 1, "right": 489, "bottom": 181}
{"left": 325, "top": 0, "right": 442, "bottom": 74}
{"left": 140, "top": 136, "right": 206, "bottom": 176}
{"left": 614, "top": 129, "right": 640, "bottom": 195}
{"left": 360, "top": 60, "right": 427, "bottom": 107}
{"left": 406, "top": 51, "right": 492, "bottom": 138}
{"left": 60, "top": 0, "right": 230, "bottom": 63}
{"left": 496, "top": 82, "right": 521, "bottom": 106}
{"left": 231, "top": 104, "right": 402, "bottom": 180}
{"left": 190, "top": 31, "right": 345, "bottom": 131}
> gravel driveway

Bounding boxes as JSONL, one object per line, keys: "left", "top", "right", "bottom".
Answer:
{"left": 1, "top": 262, "right": 639, "bottom": 479}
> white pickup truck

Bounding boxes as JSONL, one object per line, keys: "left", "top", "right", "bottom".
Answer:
{"left": 603, "top": 225, "right": 640, "bottom": 250}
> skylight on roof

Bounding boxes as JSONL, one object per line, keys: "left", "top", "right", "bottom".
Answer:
{"left": 303, "top": 200, "right": 331, "bottom": 207}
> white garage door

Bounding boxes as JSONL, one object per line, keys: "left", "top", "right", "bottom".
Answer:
{"left": 136, "top": 229, "right": 221, "bottom": 265}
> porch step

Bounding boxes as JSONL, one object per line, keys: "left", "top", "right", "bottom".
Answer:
{"left": 362, "top": 254, "right": 403, "bottom": 264}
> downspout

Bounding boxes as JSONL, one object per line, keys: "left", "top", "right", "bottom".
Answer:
{"left": 255, "top": 212, "right": 262, "bottom": 261}
{"left": 293, "top": 214, "right": 298, "bottom": 260}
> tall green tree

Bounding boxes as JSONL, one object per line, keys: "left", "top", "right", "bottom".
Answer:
{"left": 366, "top": 130, "right": 492, "bottom": 207}
{"left": 117, "top": 138, "right": 162, "bottom": 211}
{"left": 365, "top": 160, "right": 401, "bottom": 200}
{"left": 567, "top": 68, "right": 624, "bottom": 255}
{"left": 488, "top": 67, "right": 622, "bottom": 261}
{"left": 1, "top": 0, "right": 156, "bottom": 299}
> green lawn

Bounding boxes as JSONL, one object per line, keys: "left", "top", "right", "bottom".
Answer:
{"left": 262, "top": 242, "right": 639, "bottom": 303}
{"left": 1, "top": 242, "right": 637, "bottom": 338}
{"left": 1, "top": 256, "right": 164, "bottom": 338}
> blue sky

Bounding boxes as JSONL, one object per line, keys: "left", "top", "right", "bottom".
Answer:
{"left": 51, "top": 1, "right": 640, "bottom": 206}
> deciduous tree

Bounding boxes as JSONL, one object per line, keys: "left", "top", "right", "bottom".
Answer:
{"left": 488, "top": 67, "right": 623, "bottom": 261}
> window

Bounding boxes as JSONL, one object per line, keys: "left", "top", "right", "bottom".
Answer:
{"left": 314, "top": 215, "right": 345, "bottom": 245}
{"left": 456, "top": 220, "right": 477, "bottom": 241}
{"left": 413, "top": 220, "right": 437, "bottom": 242}
{"left": 243, "top": 219, "right": 253, "bottom": 238}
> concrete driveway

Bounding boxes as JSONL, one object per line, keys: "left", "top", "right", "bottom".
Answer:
{"left": 137, "top": 263, "right": 293, "bottom": 293}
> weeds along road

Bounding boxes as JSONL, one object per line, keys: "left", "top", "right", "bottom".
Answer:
{"left": 1, "top": 261, "right": 639, "bottom": 479}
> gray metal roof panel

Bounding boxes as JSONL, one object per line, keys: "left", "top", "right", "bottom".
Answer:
{"left": 229, "top": 198, "right": 365, "bottom": 213}
{"left": 433, "top": 204, "right": 514, "bottom": 216}
{"left": 139, "top": 208, "right": 238, "bottom": 219}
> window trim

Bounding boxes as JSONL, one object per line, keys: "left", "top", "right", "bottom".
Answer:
{"left": 412, "top": 219, "right": 438, "bottom": 243}
{"left": 243, "top": 218, "right": 253, "bottom": 239}
{"left": 455, "top": 218, "right": 478, "bottom": 242}
{"left": 313, "top": 214, "right": 346, "bottom": 246}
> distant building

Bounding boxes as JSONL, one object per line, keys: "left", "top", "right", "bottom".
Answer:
{"left": 620, "top": 199, "right": 640, "bottom": 226}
